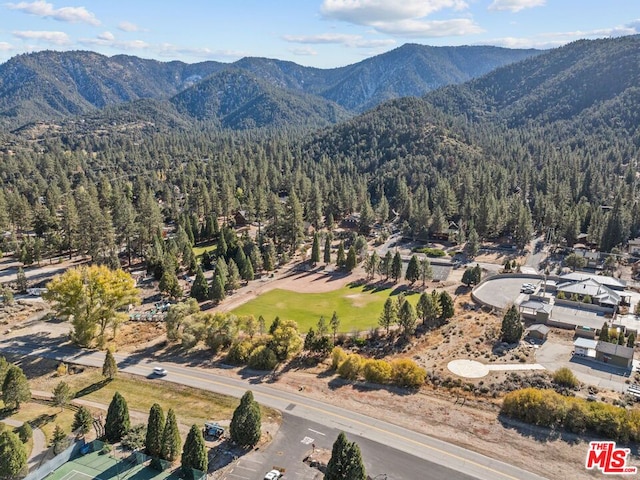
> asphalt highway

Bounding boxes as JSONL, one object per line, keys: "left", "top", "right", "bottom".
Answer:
{"left": 0, "top": 337, "right": 548, "bottom": 480}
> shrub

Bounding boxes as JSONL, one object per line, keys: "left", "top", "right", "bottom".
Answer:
{"left": 552, "top": 367, "right": 579, "bottom": 389}
{"left": 247, "top": 346, "right": 278, "bottom": 370}
{"left": 501, "top": 387, "right": 639, "bottom": 442}
{"left": 226, "top": 340, "right": 254, "bottom": 365}
{"left": 15, "top": 423, "right": 32, "bottom": 443}
{"left": 391, "top": 359, "right": 426, "bottom": 388}
{"left": 337, "top": 354, "right": 364, "bottom": 380}
{"left": 331, "top": 347, "right": 348, "bottom": 370}
{"left": 362, "top": 359, "right": 392, "bottom": 384}
{"left": 412, "top": 247, "right": 447, "bottom": 257}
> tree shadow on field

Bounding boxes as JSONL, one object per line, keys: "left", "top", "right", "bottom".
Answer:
{"left": 498, "top": 414, "right": 589, "bottom": 447}
{"left": 74, "top": 378, "right": 111, "bottom": 398}
{"left": 326, "top": 376, "right": 415, "bottom": 397}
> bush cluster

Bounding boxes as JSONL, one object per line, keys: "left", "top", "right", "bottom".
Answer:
{"left": 331, "top": 347, "right": 426, "bottom": 388}
{"left": 412, "top": 247, "right": 446, "bottom": 257}
{"left": 501, "top": 388, "right": 640, "bottom": 442}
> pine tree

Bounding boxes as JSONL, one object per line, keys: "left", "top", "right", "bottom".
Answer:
{"left": 618, "top": 331, "right": 626, "bottom": 345}
{"left": 181, "top": 425, "right": 208, "bottom": 476}
{"left": 0, "top": 429, "right": 27, "bottom": 479}
{"left": 627, "top": 332, "right": 636, "bottom": 348}
{"left": 2, "top": 365, "right": 30, "bottom": 410}
{"left": 324, "top": 234, "right": 332, "bottom": 264}
{"left": 230, "top": 391, "right": 261, "bottom": 447}
{"left": 439, "top": 291, "right": 454, "bottom": 320}
{"left": 226, "top": 259, "right": 241, "bottom": 292}
{"left": 391, "top": 251, "right": 402, "bottom": 282}
{"left": 462, "top": 268, "right": 475, "bottom": 286}
{"left": 330, "top": 311, "right": 340, "bottom": 343}
{"left": 72, "top": 406, "right": 93, "bottom": 435}
{"left": 51, "top": 424, "right": 67, "bottom": 454}
{"left": 15, "top": 267, "right": 27, "bottom": 293}
{"left": 405, "top": 255, "right": 419, "bottom": 284}
{"left": 311, "top": 233, "right": 320, "bottom": 265}
{"left": 102, "top": 349, "right": 118, "bottom": 380}
{"left": 190, "top": 265, "right": 209, "bottom": 301}
{"left": 325, "top": 432, "right": 366, "bottom": 480}
{"left": 161, "top": 408, "right": 181, "bottom": 462}
{"left": 336, "top": 242, "right": 346, "bottom": 268}
{"left": 210, "top": 272, "right": 226, "bottom": 303}
{"left": 417, "top": 291, "right": 441, "bottom": 328}
{"left": 381, "top": 251, "right": 393, "bottom": 280}
{"left": 397, "top": 301, "right": 417, "bottom": 338}
{"left": 146, "top": 403, "right": 165, "bottom": 458}
{"left": 105, "top": 392, "right": 130, "bottom": 442}
{"left": 472, "top": 264, "right": 482, "bottom": 284}
{"left": 500, "top": 305, "right": 523, "bottom": 344}
{"left": 419, "top": 258, "right": 432, "bottom": 286}
{"left": 345, "top": 245, "right": 357, "bottom": 271}
{"left": 379, "top": 297, "right": 397, "bottom": 335}
{"left": 52, "top": 381, "right": 73, "bottom": 411}
{"left": 599, "top": 322, "right": 610, "bottom": 343}
{"left": 241, "top": 260, "right": 254, "bottom": 282}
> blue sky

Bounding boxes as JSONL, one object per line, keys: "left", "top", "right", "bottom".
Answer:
{"left": 1, "top": 0, "right": 639, "bottom": 68}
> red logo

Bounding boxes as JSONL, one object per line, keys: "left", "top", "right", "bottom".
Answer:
{"left": 585, "top": 441, "right": 637, "bottom": 474}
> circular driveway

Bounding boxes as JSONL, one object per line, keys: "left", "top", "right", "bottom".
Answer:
{"left": 473, "top": 276, "right": 540, "bottom": 309}
{"left": 447, "top": 359, "right": 490, "bottom": 378}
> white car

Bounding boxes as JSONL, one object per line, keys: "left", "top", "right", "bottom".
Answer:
{"left": 264, "top": 470, "right": 283, "bottom": 480}
{"left": 153, "top": 367, "right": 168, "bottom": 376}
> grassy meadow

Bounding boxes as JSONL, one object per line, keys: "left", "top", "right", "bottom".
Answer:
{"left": 231, "top": 283, "right": 420, "bottom": 332}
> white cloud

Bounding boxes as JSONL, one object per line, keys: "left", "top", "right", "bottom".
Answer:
{"left": 0, "top": 41, "right": 14, "bottom": 51}
{"left": 97, "top": 31, "right": 114, "bottom": 41}
{"left": 290, "top": 47, "right": 318, "bottom": 56}
{"left": 118, "top": 21, "right": 141, "bottom": 32}
{"left": 283, "top": 33, "right": 396, "bottom": 48}
{"left": 488, "top": 0, "right": 545, "bottom": 13}
{"left": 157, "top": 43, "right": 245, "bottom": 60}
{"left": 488, "top": 22, "right": 640, "bottom": 49}
{"left": 7, "top": 0, "right": 100, "bottom": 25}
{"left": 374, "top": 18, "right": 483, "bottom": 37}
{"left": 79, "top": 32, "right": 149, "bottom": 51}
{"left": 321, "top": 0, "right": 468, "bottom": 25}
{"left": 13, "top": 30, "right": 70, "bottom": 45}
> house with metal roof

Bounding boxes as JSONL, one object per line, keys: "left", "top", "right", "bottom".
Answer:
{"left": 556, "top": 278, "right": 621, "bottom": 309}
{"left": 558, "top": 272, "right": 626, "bottom": 291}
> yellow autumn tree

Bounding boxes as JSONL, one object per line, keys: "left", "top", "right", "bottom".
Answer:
{"left": 44, "top": 265, "right": 140, "bottom": 348}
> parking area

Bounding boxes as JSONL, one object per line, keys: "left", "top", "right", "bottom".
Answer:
{"left": 431, "top": 264, "right": 451, "bottom": 282}
{"left": 473, "top": 276, "right": 536, "bottom": 309}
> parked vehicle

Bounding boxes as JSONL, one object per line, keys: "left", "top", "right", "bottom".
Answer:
{"left": 203, "top": 422, "right": 225, "bottom": 439}
{"left": 264, "top": 467, "right": 285, "bottom": 479}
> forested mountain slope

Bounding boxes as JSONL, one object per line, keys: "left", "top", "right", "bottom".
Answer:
{"left": 0, "top": 51, "right": 224, "bottom": 130}
{"left": 426, "top": 35, "right": 640, "bottom": 131}
{"left": 0, "top": 44, "right": 538, "bottom": 131}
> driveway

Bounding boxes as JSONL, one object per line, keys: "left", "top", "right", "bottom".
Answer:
{"left": 0, "top": 418, "right": 47, "bottom": 470}
{"left": 535, "top": 340, "right": 632, "bottom": 393}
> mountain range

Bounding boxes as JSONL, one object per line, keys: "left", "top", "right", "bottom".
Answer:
{"left": 0, "top": 44, "right": 539, "bottom": 132}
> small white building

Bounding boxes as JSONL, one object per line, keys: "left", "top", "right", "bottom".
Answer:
{"left": 573, "top": 337, "right": 597, "bottom": 358}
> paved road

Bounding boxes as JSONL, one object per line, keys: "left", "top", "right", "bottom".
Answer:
{"left": 0, "top": 418, "right": 47, "bottom": 470}
{"left": 0, "top": 338, "right": 548, "bottom": 480}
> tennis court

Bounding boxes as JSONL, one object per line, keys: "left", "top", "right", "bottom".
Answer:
{"left": 45, "top": 449, "right": 183, "bottom": 480}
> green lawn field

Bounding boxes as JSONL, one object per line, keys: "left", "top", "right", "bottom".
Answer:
{"left": 231, "top": 283, "right": 419, "bottom": 332}
{"left": 192, "top": 244, "right": 216, "bottom": 258}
